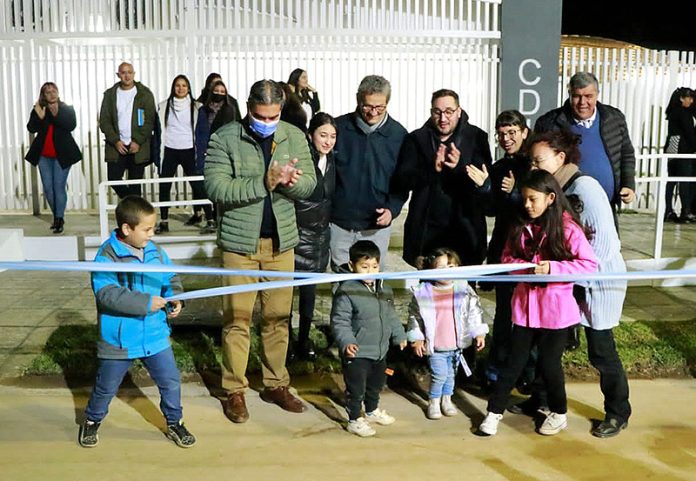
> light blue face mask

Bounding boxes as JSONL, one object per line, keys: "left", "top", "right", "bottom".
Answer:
{"left": 249, "top": 115, "right": 280, "bottom": 138}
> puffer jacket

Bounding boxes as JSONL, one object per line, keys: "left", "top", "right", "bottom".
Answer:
{"left": 204, "top": 120, "right": 316, "bottom": 254}
{"left": 91, "top": 230, "right": 183, "bottom": 360}
{"left": 331, "top": 279, "right": 407, "bottom": 361}
{"left": 295, "top": 147, "right": 336, "bottom": 272}
{"left": 406, "top": 280, "right": 488, "bottom": 354}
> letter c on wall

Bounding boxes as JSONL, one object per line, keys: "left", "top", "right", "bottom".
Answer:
{"left": 518, "top": 59, "right": 541, "bottom": 86}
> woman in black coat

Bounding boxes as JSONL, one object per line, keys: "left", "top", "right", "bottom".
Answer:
{"left": 663, "top": 87, "right": 696, "bottom": 222}
{"left": 25, "top": 82, "right": 82, "bottom": 234}
{"left": 292, "top": 112, "right": 337, "bottom": 360}
{"left": 287, "top": 68, "right": 321, "bottom": 128}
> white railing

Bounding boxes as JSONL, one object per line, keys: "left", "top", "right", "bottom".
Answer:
{"left": 98, "top": 176, "right": 212, "bottom": 240}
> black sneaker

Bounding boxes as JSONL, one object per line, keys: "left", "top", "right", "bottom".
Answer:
{"left": 78, "top": 420, "right": 100, "bottom": 448}
{"left": 167, "top": 421, "right": 196, "bottom": 448}
{"left": 155, "top": 221, "right": 169, "bottom": 234}
{"left": 184, "top": 212, "right": 204, "bottom": 226}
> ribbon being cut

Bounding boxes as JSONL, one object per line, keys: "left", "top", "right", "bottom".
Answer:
{"left": 2, "top": 261, "right": 696, "bottom": 302}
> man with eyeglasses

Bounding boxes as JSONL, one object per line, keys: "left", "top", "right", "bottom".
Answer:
{"left": 534, "top": 72, "right": 636, "bottom": 224}
{"left": 330, "top": 75, "right": 408, "bottom": 269}
{"left": 204, "top": 80, "right": 316, "bottom": 424}
{"left": 391, "top": 89, "right": 492, "bottom": 268}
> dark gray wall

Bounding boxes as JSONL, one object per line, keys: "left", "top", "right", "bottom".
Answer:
{"left": 500, "top": 0, "right": 563, "bottom": 127}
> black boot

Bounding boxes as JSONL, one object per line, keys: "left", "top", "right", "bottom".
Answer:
{"left": 50, "top": 218, "right": 58, "bottom": 232}
{"left": 53, "top": 218, "right": 64, "bottom": 234}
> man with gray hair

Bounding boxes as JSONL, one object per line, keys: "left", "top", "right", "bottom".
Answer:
{"left": 535, "top": 71, "right": 636, "bottom": 217}
{"left": 330, "top": 75, "right": 408, "bottom": 268}
{"left": 204, "top": 79, "right": 316, "bottom": 423}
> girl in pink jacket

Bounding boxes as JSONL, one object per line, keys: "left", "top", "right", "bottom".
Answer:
{"left": 479, "top": 170, "right": 597, "bottom": 437}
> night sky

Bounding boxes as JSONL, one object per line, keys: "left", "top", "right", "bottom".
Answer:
{"left": 562, "top": 2, "right": 696, "bottom": 51}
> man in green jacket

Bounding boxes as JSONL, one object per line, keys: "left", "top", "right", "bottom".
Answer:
{"left": 99, "top": 62, "right": 156, "bottom": 198}
{"left": 205, "top": 80, "right": 316, "bottom": 423}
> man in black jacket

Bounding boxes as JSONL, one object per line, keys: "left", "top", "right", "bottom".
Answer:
{"left": 534, "top": 72, "right": 636, "bottom": 217}
{"left": 391, "top": 89, "right": 492, "bottom": 267}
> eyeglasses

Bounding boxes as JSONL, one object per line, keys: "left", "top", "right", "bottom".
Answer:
{"left": 495, "top": 128, "right": 521, "bottom": 141}
{"left": 430, "top": 108, "right": 459, "bottom": 118}
{"left": 361, "top": 104, "right": 387, "bottom": 113}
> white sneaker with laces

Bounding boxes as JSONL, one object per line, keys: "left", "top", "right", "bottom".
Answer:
{"left": 347, "top": 417, "right": 376, "bottom": 437}
{"left": 365, "top": 408, "right": 396, "bottom": 425}
{"left": 538, "top": 412, "right": 568, "bottom": 435}
{"left": 479, "top": 412, "right": 503, "bottom": 436}
{"left": 441, "top": 395, "right": 458, "bottom": 417}
{"left": 427, "top": 398, "right": 442, "bottom": 420}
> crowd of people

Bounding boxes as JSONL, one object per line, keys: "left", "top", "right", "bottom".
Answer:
{"left": 28, "top": 65, "right": 645, "bottom": 446}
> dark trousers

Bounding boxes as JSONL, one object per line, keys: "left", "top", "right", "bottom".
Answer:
{"left": 672, "top": 159, "right": 696, "bottom": 216}
{"left": 297, "top": 284, "right": 316, "bottom": 344}
{"left": 158, "top": 147, "right": 212, "bottom": 220}
{"left": 84, "top": 347, "right": 182, "bottom": 425}
{"left": 487, "top": 284, "right": 537, "bottom": 384}
{"left": 342, "top": 357, "right": 387, "bottom": 421}
{"left": 107, "top": 153, "right": 146, "bottom": 199}
{"left": 585, "top": 326, "right": 631, "bottom": 423}
{"left": 488, "top": 325, "right": 569, "bottom": 415}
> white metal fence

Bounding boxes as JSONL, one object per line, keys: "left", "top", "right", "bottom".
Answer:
{"left": 0, "top": 0, "right": 501, "bottom": 212}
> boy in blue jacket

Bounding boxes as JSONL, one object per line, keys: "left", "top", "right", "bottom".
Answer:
{"left": 331, "top": 240, "right": 407, "bottom": 437}
{"left": 79, "top": 196, "right": 195, "bottom": 448}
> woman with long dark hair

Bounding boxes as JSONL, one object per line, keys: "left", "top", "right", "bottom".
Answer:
{"left": 287, "top": 68, "right": 320, "bottom": 127}
{"left": 155, "top": 75, "right": 210, "bottom": 233}
{"left": 478, "top": 170, "right": 597, "bottom": 437}
{"left": 663, "top": 87, "right": 696, "bottom": 222}
{"left": 25, "top": 82, "right": 82, "bottom": 234}
{"left": 196, "top": 72, "right": 242, "bottom": 120}
{"left": 291, "top": 112, "right": 337, "bottom": 360}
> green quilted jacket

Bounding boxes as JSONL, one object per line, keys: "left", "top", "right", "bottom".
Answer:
{"left": 204, "top": 121, "right": 316, "bottom": 254}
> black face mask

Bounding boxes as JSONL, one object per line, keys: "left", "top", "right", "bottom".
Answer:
{"left": 210, "top": 93, "right": 226, "bottom": 103}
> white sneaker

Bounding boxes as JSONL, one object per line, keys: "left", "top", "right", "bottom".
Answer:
{"left": 538, "top": 412, "right": 567, "bottom": 435}
{"left": 365, "top": 408, "right": 395, "bottom": 426}
{"left": 427, "top": 398, "right": 442, "bottom": 420}
{"left": 479, "top": 412, "right": 503, "bottom": 436}
{"left": 346, "top": 417, "right": 376, "bottom": 437}
{"left": 441, "top": 395, "right": 458, "bottom": 417}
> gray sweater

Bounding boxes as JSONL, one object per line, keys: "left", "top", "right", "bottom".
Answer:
{"left": 566, "top": 176, "right": 627, "bottom": 330}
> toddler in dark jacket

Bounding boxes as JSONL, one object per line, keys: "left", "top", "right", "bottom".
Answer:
{"left": 331, "top": 240, "right": 407, "bottom": 437}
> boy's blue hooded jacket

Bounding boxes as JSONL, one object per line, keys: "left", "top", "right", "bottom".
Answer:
{"left": 91, "top": 230, "right": 182, "bottom": 359}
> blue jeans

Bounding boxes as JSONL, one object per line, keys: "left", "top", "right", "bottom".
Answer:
{"left": 429, "top": 350, "right": 459, "bottom": 399}
{"left": 84, "top": 347, "right": 182, "bottom": 425}
{"left": 37, "top": 156, "right": 71, "bottom": 218}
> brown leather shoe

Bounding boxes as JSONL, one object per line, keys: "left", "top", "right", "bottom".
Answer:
{"left": 223, "top": 391, "right": 249, "bottom": 423}
{"left": 260, "top": 386, "right": 307, "bottom": 413}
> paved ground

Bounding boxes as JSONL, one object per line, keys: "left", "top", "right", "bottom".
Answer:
{"left": 0, "top": 379, "right": 694, "bottom": 481}
{"left": 0, "top": 211, "right": 695, "bottom": 479}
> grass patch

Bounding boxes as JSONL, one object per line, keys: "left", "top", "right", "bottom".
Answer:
{"left": 21, "top": 320, "right": 696, "bottom": 380}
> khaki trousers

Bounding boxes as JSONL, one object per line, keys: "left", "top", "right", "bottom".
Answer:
{"left": 221, "top": 239, "right": 294, "bottom": 393}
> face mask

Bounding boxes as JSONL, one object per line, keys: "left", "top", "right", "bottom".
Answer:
{"left": 249, "top": 115, "right": 280, "bottom": 138}
{"left": 210, "top": 93, "right": 226, "bottom": 103}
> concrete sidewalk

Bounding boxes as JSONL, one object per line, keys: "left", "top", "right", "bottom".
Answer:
{"left": 0, "top": 379, "right": 694, "bottom": 481}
